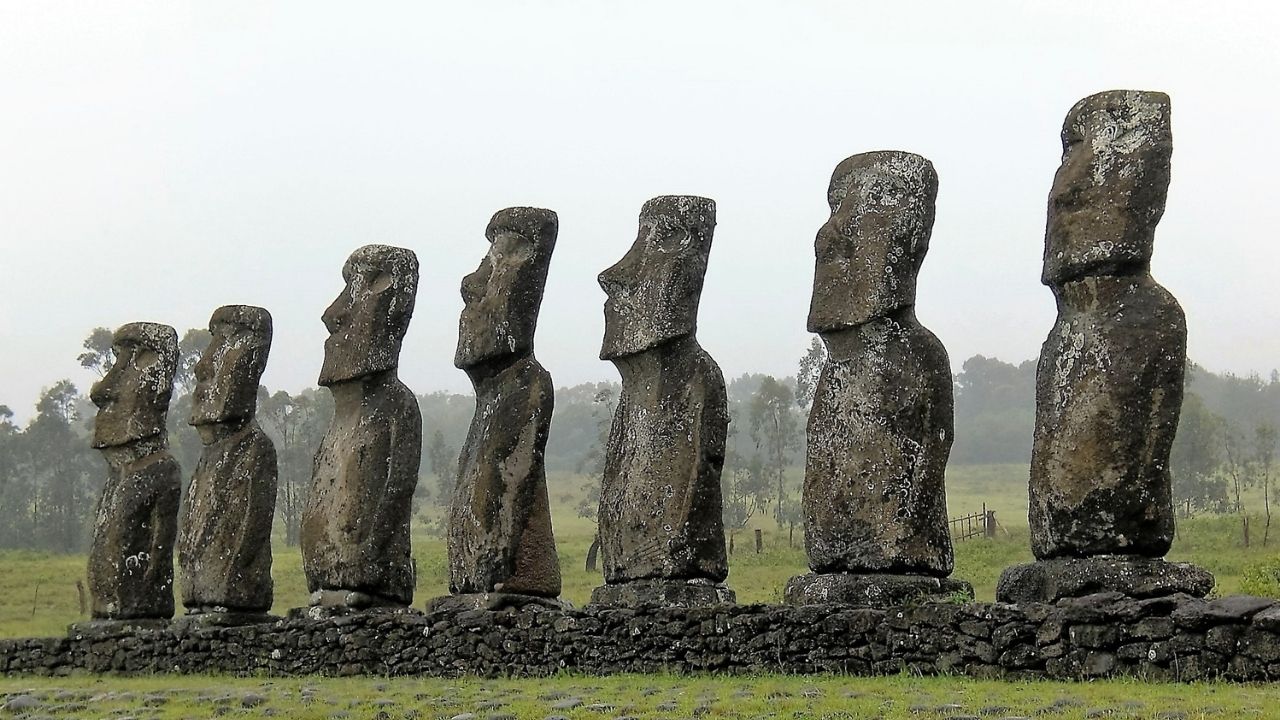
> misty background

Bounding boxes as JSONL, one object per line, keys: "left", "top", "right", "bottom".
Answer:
{"left": 2, "top": 1, "right": 1279, "bottom": 421}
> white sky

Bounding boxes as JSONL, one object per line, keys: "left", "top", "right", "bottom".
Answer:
{"left": 2, "top": 1, "right": 1278, "bottom": 421}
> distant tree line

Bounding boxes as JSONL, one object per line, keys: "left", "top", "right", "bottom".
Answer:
{"left": 2, "top": 328, "right": 1278, "bottom": 553}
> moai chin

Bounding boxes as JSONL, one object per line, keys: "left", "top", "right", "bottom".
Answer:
{"left": 84, "top": 322, "right": 182, "bottom": 626}
{"left": 785, "top": 151, "right": 972, "bottom": 607}
{"left": 997, "top": 91, "right": 1214, "bottom": 603}
{"left": 300, "top": 245, "right": 423, "bottom": 612}
{"left": 177, "top": 305, "right": 279, "bottom": 625}
{"left": 589, "top": 195, "right": 734, "bottom": 608}
{"left": 431, "top": 207, "right": 564, "bottom": 612}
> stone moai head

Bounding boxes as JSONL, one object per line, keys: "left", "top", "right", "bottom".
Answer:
{"left": 90, "top": 322, "right": 179, "bottom": 449}
{"left": 599, "top": 195, "right": 716, "bottom": 360}
{"left": 319, "top": 244, "right": 419, "bottom": 386}
{"left": 190, "top": 305, "right": 273, "bottom": 427}
{"left": 1043, "top": 90, "right": 1172, "bottom": 287}
{"left": 455, "top": 207, "right": 558, "bottom": 369}
{"left": 807, "top": 151, "right": 938, "bottom": 333}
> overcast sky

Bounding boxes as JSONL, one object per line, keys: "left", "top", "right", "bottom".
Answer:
{"left": 2, "top": 1, "right": 1278, "bottom": 421}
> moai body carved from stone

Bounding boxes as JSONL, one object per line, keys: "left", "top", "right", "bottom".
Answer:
{"left": 301, "top": 245, "right": 423, "bottom": 611}
{"left": 85, "top": 322, "right": 182, "bottom": 626}
{"left": 432, "top": 208, "right": 563, "bottom": 612}
{"left": 997, "top": 90, "right": 1214, "bottom": 603}
{"left": 177, "top": 305, "right": 278, "bottom": 624}
{"left": 590, "top": 195, "right": 734, "bottom": 608}
{"left": 785, "top": 151, "right": 971, "bottom": 607}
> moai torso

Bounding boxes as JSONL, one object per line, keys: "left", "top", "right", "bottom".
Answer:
{"left": 802, "top": 152, "right": 954, "bottom": 577}
{"left": 600, "top": 337, "right": 728, "bottom": 583}
{"left": 178, "top": 305, "right": 278, "bottom": 613}
{"left": 1030, "top": 91, "right": 1184, "bottom": 560}
{"left": 301, "top": 245, "right": 422, "bottom": 606}
{"left": 447, "top": 207, "right": 561, "bottom": 598}
{"left": 87, "top": 322, "right": 182, "bottom": 620}
{"left": 596, "top": 196, "right": 729, "bottom": 585}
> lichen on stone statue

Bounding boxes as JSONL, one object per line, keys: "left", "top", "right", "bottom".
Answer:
{"left": 177, "top": 305, "right": 279, "bottom": 624}
{"left": 84, "top": 322, "right": 182, "bottom": 624}
{"left": 300, "top": 245, "right": 422, "bottom": 611}
{"left": 786, "top": 151, "right": 971, "bottom": 607}
{"left": 997, "top": 90, "right": 1214, "bottom": 603}
{"left": 590, "top": 195, "right": 734, "bottom": 608}
{"left": 432, "top": 207, "right": 563, "bottom": 612}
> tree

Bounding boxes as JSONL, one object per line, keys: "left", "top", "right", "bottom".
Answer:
{"left": 748, "top": 376, "right": 801, "bottom": 529}
{"left": 23, "top": 381, "right": 97, "bottom": 552}
{"left": 575, "top": 387, "right": 617, "bottom": 572}
{"left": 721, "top": 449, "right": 767, "bottom": 553}
{"left": 795, "top": 337, "right": 826, "bottom": 413}
{"left": 426, "top": 429, "right": 457, "bottom": 502}
{"left": 1253, "top": 422, "right": 1278, "bottom": 545}
{"left": 1170, "top": 392, "right": 1226, "bottom": 517}
{"left": 174, "top": 328, "right": 212, "bottom": 395}
{"left": 77, "top": 327, "right": 115, "bottom": 377}
{"left": 1221, "top": 418, "right": 1253, "bottom": 546}
{"left": 259, "top": 388, "right": 333, "bottom": 546}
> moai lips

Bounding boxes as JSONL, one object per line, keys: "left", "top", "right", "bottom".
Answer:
{"left": 86, "top": 322, "right": 182, "bottom": 621}
{"left": 787, "top": 152, "right": 971, "bottom": 606}
{"left": 178, "top": 305, "right": 278, "bottom": 620}
{"left": 591, "top": 196, "right": 733, "bottom": 608}
{"left": 438, "top": 207, "right": 563, "bottom": 610}
{"left": 998, "top": 90, "right": 1213, "bottom": 602}
{"left": 301, "top": 245, "right": 422, "bottom": 609}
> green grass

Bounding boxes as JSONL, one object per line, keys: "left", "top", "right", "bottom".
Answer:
{"left": 4, "top": 465, "right": 1280, "bottom": 638}
{"left": 3, "top": 672, "right": 1280, "bottom": 718}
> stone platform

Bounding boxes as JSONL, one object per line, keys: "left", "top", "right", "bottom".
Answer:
{"left": 785, "top": 572, "right": 973, "bottom": 607}
{"left": 10, "top": 593, "right": 1280, "bottom": 682}
{"left": 996, "top": 556, "right": 1215, "bottom": 603}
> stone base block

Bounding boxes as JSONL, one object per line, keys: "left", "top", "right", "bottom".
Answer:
{"left": 996, "top": 556, "right": 1215, "bottom": 603}
{"left": 67, "top": 618, "right": 171, "bottom": 639}
{"left": 171, "top": 610, "right": 280, "bottom": 631}
{"left": 784, "top": 572, "right": 974, "bottom": 607}
{"left": 588, "top": 578, "right": 735, "bottom": 608}
{"left": 424, "top": 593, "right": 569, "bottom": 613}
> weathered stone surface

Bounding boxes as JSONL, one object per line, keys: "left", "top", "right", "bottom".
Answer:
{"left": 301, "top": 245, "right": 422, "bottom": 607}
{"left": 593, "top": 196, "right": 730, "bottom": 605}
{"left": 178, "top": 305, "right": 278, "bottom": 615}
{"left": 797, "top": 152, "right": 956, "bottom": 592}
{"left": 446, "top": 207, "right": 561, "bottom": 601}
{"left": 425, "top": 592, "right": 567, "bottom": 613}
{"left": 589, "top": 577, "right": 734, "bottom": 608}
{"left": 996, "top": 557, "right": 1213, "bottom": 603}
{"left": 784, "top": 572, "right": 972, "bottom": 607}
{"left": 1028, "top": 91, "right": 1188, "bottom": 564}
{"left": 87, "top": 322, "right": 182, "bottom": 620}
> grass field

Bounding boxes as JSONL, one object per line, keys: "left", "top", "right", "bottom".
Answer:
{"left": 3, "top": 672, "right": 1280, "bottom": 719}
{"left": 4, "top": 464, "right": 1280, "bottom": 639}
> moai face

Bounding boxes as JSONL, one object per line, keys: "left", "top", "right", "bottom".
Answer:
{"left": 319, "top": 245, "right": 419, "bottom": 386}
{"left": 1043, "top": 90, "right": 1172, "bottom": 286}
{"left": 808, "top": 151, "right": 938, "bottom": 333}
{"left": 190, "top": 305, "right": 273, "bottom": 427}
{"left": 90, "top": 322, "right": 179, "bottom": 449}
{"left": 455, "top": 208, "right": 558, "bottom": 369}
{"left": 599, "top": 195, "right": 716, "bottom": 360}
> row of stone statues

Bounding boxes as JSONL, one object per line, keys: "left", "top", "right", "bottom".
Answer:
{"left": 80, "top": 88, "right": 1210, "bottom": 628}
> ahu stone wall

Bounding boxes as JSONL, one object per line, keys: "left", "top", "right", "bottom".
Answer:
{"left": 7, "top": 592, "right": 1280, "bottom": 682}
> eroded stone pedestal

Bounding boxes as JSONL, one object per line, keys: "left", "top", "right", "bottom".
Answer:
{"left": 589, "top": 578, "right": 735, "bottom": 608}
{"left": 996, "top": 556, "right": 1214, "bottom": 604}
{"left": 785, "top": 572, "right": 972, "bottom": 607}
{"left": 425, "top": 593, "right": 569, "bottom": 613}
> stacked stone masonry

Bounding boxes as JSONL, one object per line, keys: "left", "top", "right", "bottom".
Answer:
{"left": 8, "top": 593, "right": 1280, "bottom": 681}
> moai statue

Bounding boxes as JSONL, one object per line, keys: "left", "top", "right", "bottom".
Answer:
{"left": 430, "top": 208, "right": 563, "bottom": 612}
{"left": 177, "top": 305, "right": 278, "bottom": 625}
{"left": 84, "top": 322, "right": 182, "bottom": 626}
{"left": 997, "top": 90, "right": 1214, "bottom": 603}
{"left": 300, "top": 245, "right": 422, "bottom": 611}
{"left": 785, "top": 151, "right": 972, "bottom": 607}
{"left": 589, "top": 195, "right": 734, "bottom": 608}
